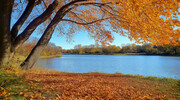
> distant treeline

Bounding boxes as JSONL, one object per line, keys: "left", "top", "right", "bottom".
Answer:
{"left": 63, "top": 44, "right": 180, "bottom": 56}
{"left": 16, "top": 37, "right": 62, "bottom": 56}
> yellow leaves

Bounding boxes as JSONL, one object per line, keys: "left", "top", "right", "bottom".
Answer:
{"left": 23, "top": 94, "right": 28, "bottom": 97}
{"left": 173, "top": 20, "right": 180, "bottom": 27}
{"left": 27, "top": 80, "right": 33, "bottom": 84}
{"left": 53, "top": 0, "right": 179, "bottom": 46}
{"left": 0, "top": 86, "right": 11, "bottom": 99}
{"left": 19, "top": 92, "right": 23, "bottom": 95}
{"left": 29, "top": 95, "right": 34, "bottom": 99}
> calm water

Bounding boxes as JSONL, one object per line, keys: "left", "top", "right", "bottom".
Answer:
{"left": 35, "top": 55, "right": 180, "bottom": 79}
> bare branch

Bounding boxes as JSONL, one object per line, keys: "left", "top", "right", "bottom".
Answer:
{"left": 11, "top": 0, "right": 36, "bottom": 40}
{"left": 13, "top": 0, "right": 88, "bottom": 51}
{"left": 61, "top": 17, "right": 111, "bottom": 25}
{"left": 13, "top": 0, "right": 59, "bottom": 50}
{"left": 35, "top": 0, "right": 43, "bottom": 6}
{"left": 66, "top": 1, "right": 128, "bottom": 24}
{"left": 99, "top": 7, "right": 128, "bottom": 23}
{"left": 69, "top": 11, "right": 87, "bottom": 22}
{"left": 42, "top": 0, "right": 53, "bottom": 21}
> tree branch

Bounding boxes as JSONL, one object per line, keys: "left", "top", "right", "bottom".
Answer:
{"left": 61, "top": 17, "right": 111, "bottom": 25}
{"left": 35, "top": 0, "right": 43, "bottom": 6}
{"left": 67, "top": 1, "right": 128, "bottom": 24}
{"left": 69, "top": 11, "right": 87, "bottom": 22}
{"left": 13, "top": 0, "right": 59, "bottom": 50}
{"left": 11, "top": 0, "right": 36, "bottom": 40}
{"left": 13, "top": 0, "right": 88, "bottom": 51}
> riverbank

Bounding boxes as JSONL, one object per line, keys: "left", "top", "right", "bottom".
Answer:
{"left": 0, "top": 68, "right": 179, "bottom": 100}
{"left": 14, "top": 55, "right": 62, "bottom": 61}
{"left": 39, "top": 55, "right": 62, "bottom": 59}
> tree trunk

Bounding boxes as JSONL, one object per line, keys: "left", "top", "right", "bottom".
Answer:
{"left": 0, "top": 0, "right": 14, "bottom": 66}
{"left": 21, "top": 21, "right": 59, "bottom": 69}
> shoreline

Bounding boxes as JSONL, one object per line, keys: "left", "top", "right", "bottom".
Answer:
{"left": 30, "top": 65, "right": 180, "bottom": 79}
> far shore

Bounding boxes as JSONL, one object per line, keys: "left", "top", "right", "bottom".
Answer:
{"left": 62, "top": 53, "right": 180, "bottom": 56}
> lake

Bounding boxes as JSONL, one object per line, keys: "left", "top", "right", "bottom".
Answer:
{"left": 35, "top": 55, "right": 180, "bottom": 79}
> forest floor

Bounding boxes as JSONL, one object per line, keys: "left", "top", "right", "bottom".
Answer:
{"left": 0, "top": 67, "right": 179, "bottom": 100}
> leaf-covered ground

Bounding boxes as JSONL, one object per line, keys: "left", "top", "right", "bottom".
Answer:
{"left": 25, "top": 72, "right": 179, "bottom": 100}
{"left": 0, "top": 69, "right": 179, "bottom": 100}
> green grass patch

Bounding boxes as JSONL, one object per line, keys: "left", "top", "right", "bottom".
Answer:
{"left": 39, "top": 55, "right": 62, "bottom": 59}
{"left": 0, "top": 69, "right": 57, "bottom": 100}
{"left": 131, "top": 75, "right": 180, "bottom": 98}
{"left": 0, "top": 70, "right": 29, "bottom": 99}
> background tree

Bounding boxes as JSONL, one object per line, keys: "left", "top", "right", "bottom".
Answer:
{"left": 16, "top": 41, "right": 62, "bottom": 57}
{"left": 0, "top": 0, "right": 179, "bottom": 69}
{"left": 63, "top": 43, "right": 180, "bottom": 56}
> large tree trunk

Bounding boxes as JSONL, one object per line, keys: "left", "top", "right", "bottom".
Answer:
{"left": 0, "top": 0, "right": 14, "bottom": 66}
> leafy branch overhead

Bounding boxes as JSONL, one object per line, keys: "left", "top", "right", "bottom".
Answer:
{"left": 12, "top": 0, "right": 180, "bottom": 46}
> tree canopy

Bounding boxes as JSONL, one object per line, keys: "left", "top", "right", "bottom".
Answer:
{"left": 12, "top": 0, "right": 180, "bottom": 45}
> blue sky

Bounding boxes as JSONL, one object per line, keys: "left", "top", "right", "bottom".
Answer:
{"left": 32, "top": 30, "right": 136, "bottom": 49}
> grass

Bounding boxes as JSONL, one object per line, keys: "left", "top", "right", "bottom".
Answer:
{"left": 0, "top": 68, "right": 59, "bottom": 100}
{"left": 39, "top": 55, "right": 62, "bottom": 59}
{"left": 0, "top": 69, "right": 30, "bottom": 99}
{"left": 13, "top": 54, "right": 62, "bottom": 60}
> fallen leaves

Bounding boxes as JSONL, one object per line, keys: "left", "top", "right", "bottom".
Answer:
{"left": 23, "top": 72, "right": 178, "bottom": 100}
{"left": 0, "top": 69, "right": 179, "bottom": 100}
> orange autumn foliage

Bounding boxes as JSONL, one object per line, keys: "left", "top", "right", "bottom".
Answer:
{"left": 13, "top": 0, "right": 180, "bottom": 46}
{"left": 23, "top": 72, "right": 178, "bottom": 100}
{"left": 0, "top": 70, "right": 178, "bottom": 100}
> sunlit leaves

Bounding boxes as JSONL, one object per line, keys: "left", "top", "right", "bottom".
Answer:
{"left": 12, "top": 0, "right": 180, "bottom": 46}
{"left": 23, "top": 72, "right": 178, "bottom": 99}
{"left": 59, "top": 0, "right": 180, "bottom": 46}
{"left": 0, "top": 68, "right": 179, "bottom": 99}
